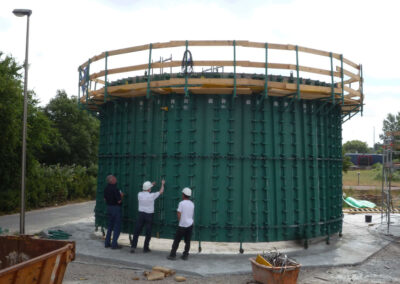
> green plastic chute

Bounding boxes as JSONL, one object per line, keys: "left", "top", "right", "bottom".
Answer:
{"left": 343, "top": 196, "right": 376, "bottom": 209}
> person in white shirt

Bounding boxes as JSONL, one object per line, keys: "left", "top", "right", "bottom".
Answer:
{"left": 167, "top": 187, "right": 194, "bottom": 260}
{"left": 130, "top": 179, "right": 165, "bottom": 253}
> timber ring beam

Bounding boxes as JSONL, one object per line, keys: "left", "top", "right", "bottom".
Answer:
{"left": 78, "top": 40, "right": 364, "bottom": 116}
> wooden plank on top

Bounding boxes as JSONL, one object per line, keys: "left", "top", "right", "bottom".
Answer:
{"left": 284, "top": 82, "right": 341, "bottom": 94}
{"left": 107, "top": 43, "right": 150, "bottom": 57}
{"left": 336, "top": 66, "right": 360, "bottom": 80}
{"left": 79, "top": 52, "right": 106, "bottom": 69}
{"left": 188, "top": 40, "right": 234, "bottom": 46}
{"left": 342, "top": 77, "right": 359, "bottom": 85}
{"left": 342, "top": 57, "right": 360, "bottom": 70}
{"left": 236, "top": 41, "right": 264, "bottom": 48}
{"left": 344, "top": 86, "right": 361, "bottom": 98}
{"left": 152, "top": 41, "right": 186, "bottom": 49}
{"left": 297, "top": 46, "right": 341, "bottom": 60}
{"left": 267, "top": 43, "right": 291, "bottom": 50}
{"left": 93, "top": 78, "right": 105, "bottom": 85}
{"left": 297, "top": 65, "right": 341, "bottom": 77}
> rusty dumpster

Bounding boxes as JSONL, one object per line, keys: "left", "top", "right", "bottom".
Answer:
{"left": 0, "top": 235, "right": 75, "bottom": 284}
{"left": 250, "top": 257, "right": 301, "bottom": 284}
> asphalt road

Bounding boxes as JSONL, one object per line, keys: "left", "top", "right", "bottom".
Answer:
{"left": 0, "top": 201, "right": 95, "bottom": 234}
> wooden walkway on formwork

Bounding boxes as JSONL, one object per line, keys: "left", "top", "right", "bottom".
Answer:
{"left": 78, "top": 40, "right": 363, "bottom": 116}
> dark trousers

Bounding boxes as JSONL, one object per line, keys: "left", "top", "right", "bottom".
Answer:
{"left": 169, "top": 225, "right": 193, "bottom": 257}
{"left": 131, "top": 212, "right": 153, "bottom": 250}
{"left": 105, "top": 205, "right": 121, "bottom": 248}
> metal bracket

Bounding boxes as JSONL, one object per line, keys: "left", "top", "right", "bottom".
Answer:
{"left": 86, "top": 58, "right": 91, "bottom": 106}
{"left": 78, "top": 66, "right": 82, "bottom": 106}
{"left": 146, "top": 43, "right": 153, "bottom": 99}
{"left": 295, "top": 45, "right": 300, "bottom": 99}
{"left": 360, "top": 64, "right": 364, "bottom": 116}
{"left": 233, "top": 40, "right": 237, "bottom": 99}
{"left": 264, "top": 42, "right": 268, "bottom": 99}
{"left": 330, "top": 52, "right": 335, "bottom": 104}
{"left": 340, "top": 54, "right": 344, "bottom": 105}
{"left": 104, "top": 51, "right": 109, "bottom": 102}
{"left": 184, "top": 40, "right": 189, "bottom": 98}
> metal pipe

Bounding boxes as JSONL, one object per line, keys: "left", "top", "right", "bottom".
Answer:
{"left": 13, "top": 8, "right": 32, "bottom": 235}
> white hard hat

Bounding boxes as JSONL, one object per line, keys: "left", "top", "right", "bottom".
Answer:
{"left": 142, "top": 181, "right": 153, "bottom": 191}
{"left": 182, "top": 187, "right": 192, "bottom": 197}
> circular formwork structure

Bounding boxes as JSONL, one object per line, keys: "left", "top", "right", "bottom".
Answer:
{"left": 78, "top": 40, "right": 364, "bottom": 245}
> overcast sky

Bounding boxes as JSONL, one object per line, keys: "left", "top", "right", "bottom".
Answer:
{"left": 1, "top": 0, "right": 399, "bottom": 147}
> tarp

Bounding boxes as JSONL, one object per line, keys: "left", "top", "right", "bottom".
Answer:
{"left": 343, "top": 196, "right": 376, "bottom": 208}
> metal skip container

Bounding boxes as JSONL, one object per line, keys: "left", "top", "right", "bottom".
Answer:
{"left": 0, "top": 235, "right": 75, "bottom": 284}
{"left": 78, "top": 40, "right": 364, "bottom": 243}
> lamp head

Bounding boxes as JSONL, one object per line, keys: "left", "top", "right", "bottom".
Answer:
{"left": 13, "top": 9, "right": 32, "bottom": 17}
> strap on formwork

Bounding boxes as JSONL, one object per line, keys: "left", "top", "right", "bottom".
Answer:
{"left": 146, "top": 43, "right": 153, "bottom": 99}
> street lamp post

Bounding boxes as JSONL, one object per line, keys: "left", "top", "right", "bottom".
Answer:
{"left": 13, "top": 8, "right": 32, "bottom": 235}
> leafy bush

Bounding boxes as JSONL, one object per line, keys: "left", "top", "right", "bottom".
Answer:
{"left": 373, "top": 163, "right": 400, "bottom": 181}
{"left": 0, "top": 163, "right": 97, "bottom": 214}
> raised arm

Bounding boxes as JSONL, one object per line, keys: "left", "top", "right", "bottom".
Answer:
{"left": 159, "top": 179, "right": 165, "bottom": 195}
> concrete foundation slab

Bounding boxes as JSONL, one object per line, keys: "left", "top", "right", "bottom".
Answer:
{"left": 49, "top": 213, "right": 400, "bottom": 276}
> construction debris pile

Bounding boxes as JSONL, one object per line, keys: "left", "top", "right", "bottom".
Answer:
{"left": 142, "top": 266, "right": 186, "bottom": 282}
{"left": 258, "top": 250, "right": 299, "bottom": 268}
{"left": 251, "top": 249, "right": 301, "bottom": 284}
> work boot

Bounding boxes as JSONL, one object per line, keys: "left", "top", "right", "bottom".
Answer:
{"left": 143, "top": 248, "right": 152, "bottom": 253}
{"left": 181, "top": 255, "right": 188, "bottom": 260}
{"left": 167, "top": 255, "right": 176, "bottom": 260}
{"left": 111, "top": 245, "right": 122, "bottom": 250}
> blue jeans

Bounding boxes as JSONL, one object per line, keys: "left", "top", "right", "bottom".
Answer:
{"left": 105, "top": 205, "right": 122, "bottom": 248}
{"left": 131, "top": 212, "right": 153, "bottom": 250}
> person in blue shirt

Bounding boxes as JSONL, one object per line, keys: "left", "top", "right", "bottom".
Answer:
{"left": 103, "top": 175, "right": 123, "bottom": 249}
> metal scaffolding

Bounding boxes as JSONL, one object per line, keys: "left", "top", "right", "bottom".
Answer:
{"left": 381, "top": 131, "right": 400, "bottom": 234}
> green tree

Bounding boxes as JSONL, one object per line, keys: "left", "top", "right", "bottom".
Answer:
{"left": 373, "top": 143, "right": 383, "bottom": 154}
{"left": 343, "top": 140, "right": 369, "bottom": 154}
{"left": 0, "top": 52, "right": 100, "bottom": 214}
{"left": 42, "top": 90, "right": 99, "bottom": 166}
{"left": 0, "top": 53, "right": 55, "bottom": 212}
{"left": 342, "top": 155, "right": 352, "bottom": 173}
{"left": 380, "top": 112, "right": 400, "bottom": 140}
{"left": 0, "top": 52, "right": 23, "bottom": 201}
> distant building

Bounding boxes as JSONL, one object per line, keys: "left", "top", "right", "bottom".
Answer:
{"left": 345, "top": 153, "right": 383, "bottom": 167}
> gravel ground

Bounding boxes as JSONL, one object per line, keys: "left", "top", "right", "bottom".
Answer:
{"left": 64, "top": 239, "right": 400, "bottom": 284}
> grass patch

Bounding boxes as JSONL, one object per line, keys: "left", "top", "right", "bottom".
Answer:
{"left": 342, "top": 169, "right": 400, "bottom": 187}
{"left": 343, "top": 169, "right": 400, "bottom": 208}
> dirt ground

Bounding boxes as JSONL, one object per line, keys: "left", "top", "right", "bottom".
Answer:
{"left": 64, "top": 239, "right": 400, "bottom": 284}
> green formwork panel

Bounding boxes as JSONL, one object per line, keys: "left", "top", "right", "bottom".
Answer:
{"left": 95, "top": 94, "right": 343, "bottom": 242}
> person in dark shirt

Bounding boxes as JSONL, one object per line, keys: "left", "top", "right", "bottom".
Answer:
{"left": 103, "top": 175, "right": 123, "bottom": 249}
